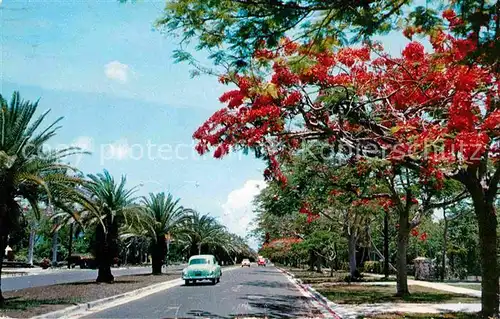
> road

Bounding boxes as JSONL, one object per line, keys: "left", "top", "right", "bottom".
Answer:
{"left": 2, "top": 265, "right": 185, "bottom": 292}
{"left": 85, "top": 265, "right": 323, "bottom": 318}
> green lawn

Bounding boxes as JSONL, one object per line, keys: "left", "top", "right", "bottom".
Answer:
{"left": 317, "top": 284, "right": 480, "bottom": 304}
{"left": 357, "top": 313, "right": 480, "bottom": 319}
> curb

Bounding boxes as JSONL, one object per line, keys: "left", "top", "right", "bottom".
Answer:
{"left": 31, "top": 266, "right": 240, "bottom": 319}
{"left": 277, "top": 268, "right": 357, "bottom": 319}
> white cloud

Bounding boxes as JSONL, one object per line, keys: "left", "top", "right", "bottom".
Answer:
{"left": 72, "top": 136, "right": 93, "bottom": 151}
{"left": 104, "top": 61, "right": 129, "bottom": 83}
{"left": 221, "top": 180, "right": 266, "bottom": 249}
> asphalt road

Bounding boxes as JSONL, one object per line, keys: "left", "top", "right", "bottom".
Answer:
{"left": 85, "top": 265, "right": 323, "bottom": 319}
{"left": 2, "top": 265, "right": 185, "bottom": 292}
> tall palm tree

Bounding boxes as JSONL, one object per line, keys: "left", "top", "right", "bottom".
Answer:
{"left": 0, "top": 92, "right": 85, "bottom": 304}
{"left": 181, "top": 211, "right": 227, "bottom": 256}
{"left": 81, "top": 170, "right": 138, "bottom": 283}
{"left": 123, "top": 193, "right": 190, "bottom": 274}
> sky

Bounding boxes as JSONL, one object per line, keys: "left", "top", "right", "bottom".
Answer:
{"left": 0, "top": 0, "right": 413, "bottom": 249}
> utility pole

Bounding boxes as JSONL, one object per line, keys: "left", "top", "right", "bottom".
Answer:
{"left": 27, "top": 222, "right": 35, "bottom": 266}
{"left": 67, "top": 224, "right": 74, "bottom": 269}
{"left": 165, "top": 233, "right": 171, "bottom": 267}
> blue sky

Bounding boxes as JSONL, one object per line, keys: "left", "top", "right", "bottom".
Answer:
{"left": 0, "top": 0, "right": 413, "bottom": 248}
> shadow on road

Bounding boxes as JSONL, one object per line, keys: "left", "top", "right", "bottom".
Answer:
{"left": 234, "top": 294, "right": 318, "bottom": 318}
{"left": 240, "top": 280, "right": 291, "bottom": 289}
{"left": 184, "top": 310, "right": 228, "bottom": 318}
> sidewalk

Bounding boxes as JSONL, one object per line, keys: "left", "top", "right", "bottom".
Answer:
{"left": 342, "top": 302, "right": 480, "bottom": 316}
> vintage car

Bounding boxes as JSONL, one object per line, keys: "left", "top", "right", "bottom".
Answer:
{"left": 241, "top": 258, "right": 251, "bottom": 267}
{"left": 257, "top": 257, "right": 266, "bottom": 266}
{"left": 182, "top": 255, "right": 222, "bottom": 285}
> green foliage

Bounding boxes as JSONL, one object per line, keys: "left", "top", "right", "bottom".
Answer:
{"left": 363, "top": 260, "right": 383, "bottom": 274}
{"left": 157, "top": 0, "right": 499, "bottom": 69}
{"left": 157, "top": 0, "right": 414, "bottom": 66}
{"left": 0, "top": 92, "right": 86, "bottom": 240}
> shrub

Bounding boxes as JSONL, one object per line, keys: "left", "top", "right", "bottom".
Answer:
{"left": 40, "top": 258, "right": 51, "bottom": 269}
{"left": 363, "top": 261, "right": 383, "bottom": 274}
{"left": 339, "top": 262, "right": 349, "bottom": 271}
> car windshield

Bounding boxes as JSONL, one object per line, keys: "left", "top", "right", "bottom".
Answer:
{"left": 189, "top": 258, "right": 208, "bottom": 265}
{"left": 243, "top": 259, "right": 249, "bottom": 262}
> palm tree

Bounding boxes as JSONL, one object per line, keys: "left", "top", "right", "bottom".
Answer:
{"left": 181, "top": 211, "right": 227, "bottom": 256}
{"left": 123, "top": 193, "right": 190, "bottom": 274}
{"left": 0, "top": 92, "right": 85, "bottom": 304}
{"left": 81, "top": 170, "right": 138, "bottom": 283}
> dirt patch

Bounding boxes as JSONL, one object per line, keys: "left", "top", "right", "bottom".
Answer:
{"left": 0, "top": 271, "right": 180, "bottom": 318}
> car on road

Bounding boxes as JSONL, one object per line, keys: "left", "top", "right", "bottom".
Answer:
{"left": 241, "top": 259, "right": 251, "bottom": 267}
{"left": 182, "top": 255, "right": 222, "bottom": 285}
{"left": 257, "top": 257, "right": 266, "bottom": 267}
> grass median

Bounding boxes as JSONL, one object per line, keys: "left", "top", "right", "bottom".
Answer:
{"left": 0, "top": 272, "right": 180, "bottom": 318}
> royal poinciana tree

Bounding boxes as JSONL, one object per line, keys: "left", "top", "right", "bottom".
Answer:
{"left": 193, "top": 16, "right": 500, "bottom": 316}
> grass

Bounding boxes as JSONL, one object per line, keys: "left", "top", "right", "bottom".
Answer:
{"left": 357, "top": 313, "right": 481, "bottom": 319}
{"left": 1, "top": 297, "right": 82, "bottom": 311}
{"left": 316, "top": 284, "right": 480, "bottom": 304}
{"left": 0, "top": 272, "right": 180, "bottom": 318}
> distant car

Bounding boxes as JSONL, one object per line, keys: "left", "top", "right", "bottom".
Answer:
{"left": 241, "top": 259, "right": 251, "bottom": 267}
{"left": 257, "top": 257, "right": 266, "bottom": 267}
{"left": 182, "top": 255, "right": 222, "bottom": 285}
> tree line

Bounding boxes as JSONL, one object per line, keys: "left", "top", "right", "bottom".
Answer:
{"left": 0, "top": 92, "right": 254, "bottom": 305}
{"left": 151, "top": 0, "right": 500, "bottom": 317}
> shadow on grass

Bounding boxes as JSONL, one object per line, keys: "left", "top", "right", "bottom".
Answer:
{"left": 1, "top": 297, "right": 81, "bottom": 311}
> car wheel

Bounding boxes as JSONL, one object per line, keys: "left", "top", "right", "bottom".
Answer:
{"left": 217, "top": 277, "right": 220, "bottom": 283}
{"left": 211, "top": 278, "right": 217, "bottom": 285}
{"left": 185, "top": 280, "right": 190, "bottom": 286}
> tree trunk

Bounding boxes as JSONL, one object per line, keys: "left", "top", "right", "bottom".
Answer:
{"left": 334, "top": 242, "right": 339, "bottom": 270}
{"left": 95, "top": 223, "right": 114, "bottom": 283}
{"left": 151, "top": 236, "right": 166, "bottom": 275}
{"left": 315, "top": 254, "right": 322, "bottom": 273}
{"left": 347, "top": 233, "right": 358, "bottom": 278}
{"left": 441, "top": 208, "right": 447, "bottom": 281}
{"left": 197, "top": 243, "right": 201, "bottom": 255}
{"left": 165, "top": 239, "right": 170, "bottom": 268}
{"left": 330, "top": 258, "right": 335, "bottom": 277}
{"left": 151, "top": 247, "right": 163, "bottom": 275}
{"left": 67, "top": 224, "right": 73, "bottom": 269}
{"left": 384, "top": 212, "right": 389, "bottom": 278}
{"left": 0, "top": 235, "right": 5, "bottom": 306}
{"left": 475, "top": 201, "right": 499, "bottom": 317}
{"left": 396, "top": 208, "right": 410, "bottom": 296}
{"left": 308, "top": 250, "right": 315, "bottom": 271}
